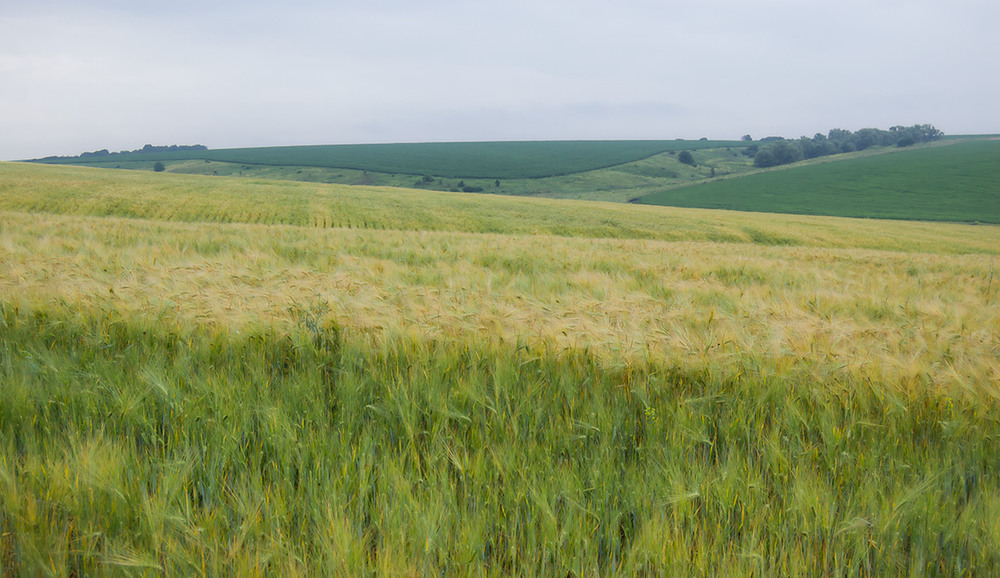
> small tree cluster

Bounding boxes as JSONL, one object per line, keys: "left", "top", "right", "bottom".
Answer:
{"left": 138, "top": 144, "right": 208, "bottom": 154}
{"left": 677, "top": 151, "right": 696, "bottom": 166}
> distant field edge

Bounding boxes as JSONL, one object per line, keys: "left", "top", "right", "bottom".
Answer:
{"left": 28, "top": 139, "right": 748, "bottom": 179}
{"left": 636, "top": 139, "right": 1000, "bottom": 224}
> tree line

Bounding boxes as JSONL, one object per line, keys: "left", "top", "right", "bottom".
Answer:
{"left": 35, "top": 144, "right": 208, "bottom": 162}
{"left": 745, "top": 124, "right": 943, "bottom": 169}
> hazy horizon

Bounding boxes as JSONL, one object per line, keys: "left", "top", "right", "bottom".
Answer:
{"left": 3, "top": 0, "right": 998, "bottom": 161}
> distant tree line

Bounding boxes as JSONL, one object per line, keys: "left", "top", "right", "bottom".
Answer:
{"left": 745, "top": 124, "right": 943, "bottom": 168}
{"left": 134, "top": 144, "right": 208, "bottom": 154}
{"left": 38, "top": 144, "right": 208, "bottom": 162}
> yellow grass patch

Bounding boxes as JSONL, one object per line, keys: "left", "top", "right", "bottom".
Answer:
{"left": 2, "top": 207, "right": 997, "bottom": 398}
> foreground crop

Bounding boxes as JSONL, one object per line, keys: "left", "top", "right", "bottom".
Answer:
{"left": 2, "top": 305, "right": 999, "bottom": 575}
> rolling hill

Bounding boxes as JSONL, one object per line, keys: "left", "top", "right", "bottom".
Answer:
{"left": 28, "top": 139, "right": 756, "bottom": 204}
{"left": 637, "top": 139, "right": 1000, "bottom": 223}
{"left": 2, "top": 161, "right": 1000, "bottom": 574}
{"left": 28, "top": 137, "right": 999, "bottom": 221}
{"left": 30, "top": 139, "right": 744, "bottom": 179}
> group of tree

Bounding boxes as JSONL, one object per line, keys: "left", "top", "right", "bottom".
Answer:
{"left": 745, "top": 124, "right": 943, "bottom": 168}
{"left": 134, "top": 144, "right": 208, "bottom": 154}
{"left": 37, "top": 144, "right": 208, "bottom": 162}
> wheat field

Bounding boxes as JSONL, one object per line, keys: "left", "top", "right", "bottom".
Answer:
{"left": 2, "top": 162, "right": 999, "bottom": 575}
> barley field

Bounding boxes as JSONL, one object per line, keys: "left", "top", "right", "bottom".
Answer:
{"left": 1, "top": 162, "right": 999, "bottom": 575}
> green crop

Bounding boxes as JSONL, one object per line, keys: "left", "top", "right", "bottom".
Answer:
{"left": 639, "top": 140, "right": 1000, "bottom": 223}
{"left": 31, "top": 140, "right": 746, "bottom": 180}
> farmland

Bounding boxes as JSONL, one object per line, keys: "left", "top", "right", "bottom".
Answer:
{"left": 32, "top": 140, "right": 745, "bottom": 179}
{"left": 29, "top": 140, "right": 755, "bottom": 203}
{"left": 639, "top": 139, "right": 1000, "bottom": 223}
{"left": 30, "top": 137, "right": 998, "bottom": 213}
{"left": 2, "top": 161, "right": 1000, "bottom": 575}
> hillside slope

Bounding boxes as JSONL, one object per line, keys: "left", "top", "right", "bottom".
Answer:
{"left": 2, "top": 161, "right": 996, "bottom": 254}
{"left": 31, "top": 139, "right": 744, "bottom": 179}
{"left": 638, "top": 139, "right": 1000, "bottom": 223}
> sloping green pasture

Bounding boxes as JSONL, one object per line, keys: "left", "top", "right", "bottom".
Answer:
{"left": 70, "top": 145, "right": 753, "bottom": 204}
{"left": 638, "top": 139, "right": 1000, "bottom": 223}
{"left": 32, "top": 140, "right": 744, "bottom": 179}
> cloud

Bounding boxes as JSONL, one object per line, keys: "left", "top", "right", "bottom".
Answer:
{"left": 1, "top": 0, "right": 998, "bottom": 159}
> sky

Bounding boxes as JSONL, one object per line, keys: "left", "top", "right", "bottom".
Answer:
{"left": 2, "top": 0, "right": 998, "bottom": 160}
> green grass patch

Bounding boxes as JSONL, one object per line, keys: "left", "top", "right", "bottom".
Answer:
{"left": 638, "top": 140, "right": 1000, "bottom": 223}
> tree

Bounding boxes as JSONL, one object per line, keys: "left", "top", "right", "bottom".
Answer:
{"left": 891, "top": 124, "right": 943, "bottom": 146}
{"left": 798, "top": 137, "right": 823, "bottom": 159}
{"left": 753, "top": 149, "right": 778, "bottom": 168}
{"left": 741, "top": 134, "right": 753, "bottom": 142}
{"left": 754, "top": 139, "right": 802, "bottom": 167}
{"left": 677, "top": 150, "right": 696, "bottom": 166}
{"left": 743, "top": 124, "right": 942, "bottom": 169}
{"left": 153, "top": 162, "right": 165, "bottom": 172}
{"left": 828, "top": 128, "right": 852, "bottom": 142}
{"left": 853, "top": 128, "right": 883, "bottom": 150}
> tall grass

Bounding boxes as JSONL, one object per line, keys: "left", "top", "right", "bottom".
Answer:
{"left": 2, "top": 163, "right": 1000, "bottom": 574}
{"left": 2, "top": 209, "right": 997, "bottom": 389}
{"left": 2, "top": 302, "right": 999, "bottom": 575}
{"left": 3, "top": 162, "right": 998, "bottom": 253}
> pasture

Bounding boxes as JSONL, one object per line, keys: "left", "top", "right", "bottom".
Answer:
{"left": 2, "top": 162, "right": 999, "bottom": 575}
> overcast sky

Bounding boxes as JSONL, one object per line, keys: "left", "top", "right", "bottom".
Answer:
{"left": 2, "top": 0, "right": 998, "bottom": 160}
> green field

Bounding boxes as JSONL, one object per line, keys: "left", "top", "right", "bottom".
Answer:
{"left": 638, "top": 139, "right": 1000, "bottom": 223}
{"left": 30, "top": 139, "right": 758, "bottom": 204}
{"left": 3, "top": 162, "right": 1000, "bottom": 575}
{"left": 32, "top": 137, "right": 1000, "bottom": 217}
{"left": 33, "top": 140, "right": 744, "bottom": 180}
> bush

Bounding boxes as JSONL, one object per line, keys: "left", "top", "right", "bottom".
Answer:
{"left": 678, "top": 151, "right": 696, "bottom": 166}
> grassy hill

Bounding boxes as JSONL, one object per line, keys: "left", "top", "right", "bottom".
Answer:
{"left": 2, "top": 162, "right": 1000, "bottom": 574}
{"left": 638, "top": 139, "right": 1000, "bottom": 223}
{"left": 30, "top": 137, "right": 999, "bottom": 217}
{"left": 29, "top": 139, "right": 755, "bottom": 203}
{"left": 32, "top": 139, "right": 744, "bottom": 179}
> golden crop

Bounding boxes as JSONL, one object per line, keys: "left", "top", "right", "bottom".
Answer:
{"left": 2, "top": 162, "right": 999, "bottom": 574}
